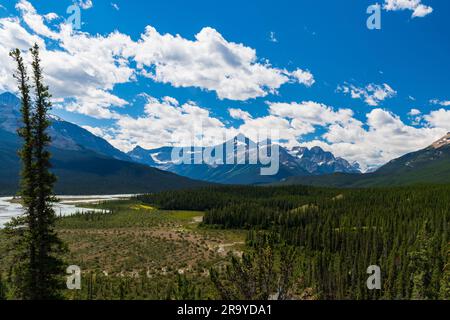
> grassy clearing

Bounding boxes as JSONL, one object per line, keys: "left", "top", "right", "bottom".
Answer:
{"left": 55, "top": 199, "right": 246, "bottom": 277}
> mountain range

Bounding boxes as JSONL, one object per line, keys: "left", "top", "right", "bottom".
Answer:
{"left": 0, "top": 92, "right": 208, "bottom": 195}
{"left": 1, "top": 91, "right": 449, "bottom": 194}
{"left": 278, "top": 132, "right": 450, "bottom": 187}
{"left": 127, "top": 137, "right": 360, "bottom": 184}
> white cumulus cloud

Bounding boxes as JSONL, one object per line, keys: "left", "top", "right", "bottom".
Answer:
{"left": 1, "top": 0, "right": 315, "bottom": 117}
{"left": 229, "top": 108, "right": 252, "bottom": 121}
{"left": 78, "top": 0, "right": 93, "bottom": 10}
{"left": 383, "top": 0, "right": 433, "bottom": 18}
{"left": 424, "top": 109, "right": 450, "bottom": 129}
{"left": 337, "top": 82, "right": 397, "bottom": 106}
{"left": 430, "top": 99, "right": 450, "bottom": 107}
{"left": 133, "top": 26, "right": 314, "bottom": 101}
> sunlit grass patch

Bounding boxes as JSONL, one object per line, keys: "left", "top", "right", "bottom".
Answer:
{"left": 131, "top": 204, "right": 156, "bottom": 211}
{"left": 165, "top": 210, "right": 204, "bottom": 220}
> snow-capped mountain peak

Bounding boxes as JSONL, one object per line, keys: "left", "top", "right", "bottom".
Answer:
{"left": 431, "top": 133, "right": 450, "bottom": 149}
{"left": 289, "top": 145, "right": 360, "bottom": 174}
{"left": 128, "top": 137, "right": 361, "bottom": 184}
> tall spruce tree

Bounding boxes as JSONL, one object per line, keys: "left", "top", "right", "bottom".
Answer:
{"left": 7, "top": 48, "right": 39, "bottom": 299}
{"left": 30, "top": 43, "right": 65, "bottom": 299}
{"left": 7, "top": 45, "right": 65, "bottom": 300}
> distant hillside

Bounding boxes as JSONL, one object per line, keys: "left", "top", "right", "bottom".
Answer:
{"left": 0, "top": 92, "right": 131, "bottom": 161}
{"left": 0, "top": 93, "right": 209, "bottom": 195}
{"left": 278, "top": 133, "right": 450, "bottom": 188}
{"left": 0, "top": 129, "right": 209, "bottom": 195}
{"left": 51, "top": 120, "right": 132, "bottom": 162}
{"left": 49, "top": 148, "right": 209, "bottom": 195}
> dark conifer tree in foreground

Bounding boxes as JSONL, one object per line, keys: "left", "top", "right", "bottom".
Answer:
{"left": 30, "top": 44, "right": 65, "bottom": 299}
{"left": 7, "top": 48, "right": 38, "bottom": 299}
{"left": 7, "top": 45, "right": 65, "bottom": 300}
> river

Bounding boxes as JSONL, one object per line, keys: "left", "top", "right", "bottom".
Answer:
{"left": 0, "top": 195, "right": 133, "bottom": 228}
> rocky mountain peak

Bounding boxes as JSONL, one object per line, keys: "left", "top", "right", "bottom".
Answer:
{"left": 289, "top": 145, "right": 360, "bottom": 174}
{"left": 431, "top": 133, "right": 450, "bottom": 149}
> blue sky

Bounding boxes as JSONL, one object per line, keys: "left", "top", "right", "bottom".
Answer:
{"left": 0, "top": 0, "right": 449, "bottom": 170}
